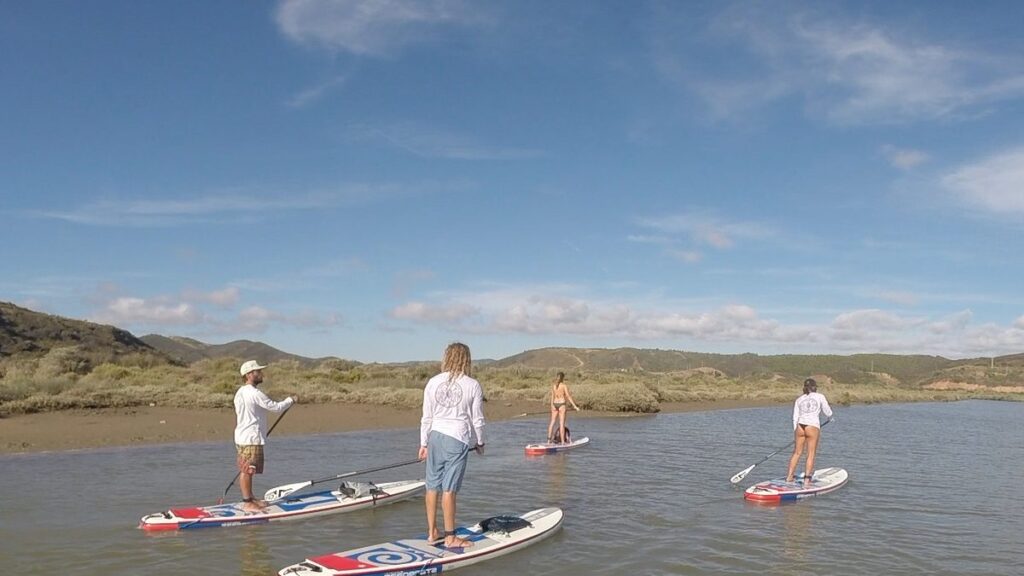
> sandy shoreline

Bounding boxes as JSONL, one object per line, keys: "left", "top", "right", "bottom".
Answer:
{"left": 0, "top": 399, "right": 778, "bottom": 454}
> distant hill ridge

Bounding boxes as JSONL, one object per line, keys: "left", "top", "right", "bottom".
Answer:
{"left": 0, "top": 301, "right": 161, "bottom": 361}
{"left": 494, "top": 346, "right": 1024, "bottom": 386}
{"left": 3, "top": 302, "right": 1022, "bottom": 387}
{"left": 140, "top": 334, "right": 329, "bottom": 366}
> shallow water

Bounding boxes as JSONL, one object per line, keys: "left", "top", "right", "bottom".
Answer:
{"left": 1, "top": 400, "right": 1021, "bottom": 575}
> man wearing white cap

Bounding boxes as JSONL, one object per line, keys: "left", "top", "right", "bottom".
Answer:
{"left": 234, "top": 360, "right": 295, "bottom": 512}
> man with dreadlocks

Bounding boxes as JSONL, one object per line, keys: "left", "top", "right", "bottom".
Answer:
{"left": 418, "top": 342, "right": 486, "bottom": 549}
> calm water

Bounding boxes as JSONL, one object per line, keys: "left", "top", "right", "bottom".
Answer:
{"left": 1, "top": 400, "right": 1021, "bottom": 575}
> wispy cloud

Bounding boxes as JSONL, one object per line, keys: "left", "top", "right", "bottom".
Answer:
{"left": 940, "top": 146, "right": 1024, "bottom": 217}
{"left": 635, "top": 211, "right": 776, "bottom": 250}
{"left": 287, "top": 75, "right": 347, "bottom": 108}
{"left": 275, "top": 0, "right": 487, "bottom": 56}
{"left": 653, "top": 4, "right": 1024, "bottom": 124}
{"left": 346, "top": 122, "right": 543, "bottom": 160}
{"left": 881, "top": 145, "right": 929, "bottom": 170}
{"left": 23, "top": 183, "right": 441, "bottom": 227}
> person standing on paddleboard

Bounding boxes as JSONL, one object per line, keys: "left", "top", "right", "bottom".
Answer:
{"left": 786, "top": 377, "right": 833, "bottom": 484}
{"left": 546, "top": 372, "right": 580, "bottom": 444}
{"left": 419, "top": 342, "right": 486, "bottom": 549}
{"left": 235, "top": 360, "right": 295, "bottom": 513}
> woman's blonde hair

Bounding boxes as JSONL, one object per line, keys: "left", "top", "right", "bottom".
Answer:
{"left": 441, "top": 342, "right": 472, "bottom": 380}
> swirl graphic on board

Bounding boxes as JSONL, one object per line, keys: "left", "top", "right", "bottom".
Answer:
{"left": 354, "top": 545, "right": 432, "bottom": 566}
{"left": 434, "top": 380, "right": 464, "bottom": 408}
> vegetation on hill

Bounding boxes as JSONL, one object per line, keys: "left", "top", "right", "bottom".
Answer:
{"left": 0, "top": 302, "right": 1021, "bottom": 416}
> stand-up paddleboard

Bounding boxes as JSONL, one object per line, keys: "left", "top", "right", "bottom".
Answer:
{"left": 524, "top": 437, "right": 590, "bottom": 455}
{"left": 278, "top": 507, "right": 563, "bottom": 576}
{"left": 139, "top": 479, "right": 425, "bottom": 531}
{"left": 744, "top": 467, "right": 848, "bottom": 502}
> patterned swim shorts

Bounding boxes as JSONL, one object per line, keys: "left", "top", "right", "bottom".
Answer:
{"left": 236, "top": 444, "right": 265, "bottom": 474}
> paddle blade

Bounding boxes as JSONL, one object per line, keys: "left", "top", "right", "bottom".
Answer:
{"left": 730, "top": 465, "right": 755, "bottom": 484}
{"left": 264, "top": 481, "right": 311, "bottom": 502}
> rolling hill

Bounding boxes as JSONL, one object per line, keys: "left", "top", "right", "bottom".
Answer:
{"left": 140, "top": 334, "right": 335, "bottom": 367}
{"left": 0, "top": 301, "right": 168, "bottom": 365}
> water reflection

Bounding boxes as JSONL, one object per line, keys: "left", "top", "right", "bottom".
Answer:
{"left": 239, "top": 532, "right": 274, "bottom": 576}
{"left": 543, "top": 454, "right": 568, "bottom": 502}
{"left": 780, "top": 502, "right": 812, "bottom": 563}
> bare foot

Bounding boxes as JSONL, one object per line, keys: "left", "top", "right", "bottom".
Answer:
{"left": 241, "top": 502, "right": 264, "bottom": 513}
{"left": 445, "top": 535, "right": 473, "bottom": 549}
{"left": 428, "top": 528, "right": 442, "bottom": 544}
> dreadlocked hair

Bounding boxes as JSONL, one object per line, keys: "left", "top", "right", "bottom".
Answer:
{"left": 442, "top": 342, "right": 472, "bottom": 382}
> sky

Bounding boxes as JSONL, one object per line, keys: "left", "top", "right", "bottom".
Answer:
{"left": 2, "top": 0, "right": 1024, "bottom": 363}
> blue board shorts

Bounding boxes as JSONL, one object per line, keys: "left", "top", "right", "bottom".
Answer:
{"left": 425, "top": 430, "right": 470, "bottom": 493}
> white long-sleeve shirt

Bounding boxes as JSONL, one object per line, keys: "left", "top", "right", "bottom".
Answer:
{"left": 234, "top": 384, "right": 293, "bottom": 445}
{"left": 420, "top": 372, "right": 485, "bottom": 447}
{"left": 793, "top": 392, "right": 833, "bottom": 429}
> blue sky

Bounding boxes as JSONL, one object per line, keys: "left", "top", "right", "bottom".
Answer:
{"left": 3, "top": 0, "right": 1023, "bottom": 362}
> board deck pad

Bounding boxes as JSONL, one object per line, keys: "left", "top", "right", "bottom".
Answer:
{"left": 278, "top": 507, "right": 563, "bottom": 576}
{"left": 524, "top": 436, "right": 590, "bottom": 455}
{"left": 744, "top": 467, "right": 849, "bottom": 502}
{"left": 139, "top": 479, "right": 425, "bottom": 531}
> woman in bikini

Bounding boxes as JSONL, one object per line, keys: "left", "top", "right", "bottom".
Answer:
{"left": 786, "top": 378, "right": 834, "bottom": 483}
{"left": 546, "top": 372, "right": 579, "bottom": 444}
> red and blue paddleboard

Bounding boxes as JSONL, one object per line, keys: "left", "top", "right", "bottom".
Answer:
{"left": 278, "top": 507, "right": 563, "bottom": 575}
{"left": 744, "top": 467, "right": 848, "bottom": 502}
{"left": 524, "top": 436, "right": 590, "bottom": 456}
{"left": 139, "top": 479, "right": 424, "bottom": 531}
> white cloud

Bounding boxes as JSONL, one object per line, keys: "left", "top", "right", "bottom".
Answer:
{"left": 657, "top": 5, "right": 1024, "bottom": 124}
{"left": 831, "top": 308, "right": 916, "bottom": 335}
{"left": 927, "top": 310, "right": 973, "bottom": 334}
{"left": 940, "top": 146, "right": 1024, "bottom": 216}
{"left": 881, "top": 145, "right": 929, "bottom": 170}
{"left": 93, "top": 297, "right": 202, "bottom": 326}
{"left": 387, "top": 283, "right": 1024, "bottom": 357}
{"left": 275, "top": 0, "right": 484, "bottom": 56}
{"left": 87, "top": 288, "right": 340, "bottom": 335}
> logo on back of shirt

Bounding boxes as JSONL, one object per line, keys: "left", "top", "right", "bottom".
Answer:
{"left": 798, "top": 397, "right": 820, "bottom": 414}
{"left": 435, "top": 380, "right": 463, "bottom": 408}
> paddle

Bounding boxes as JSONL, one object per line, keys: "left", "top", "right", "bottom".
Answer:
{"left": 729, "top": 418, "right": 832, "bottom": 485}
{"left": 219, "top": 405, "right": 292, "bottom": 504}
{"left": 514, "top": 410, "right": 549, "bottom": 417}
{"left": 264, "top": 457, "right": 424, "bottom": 502}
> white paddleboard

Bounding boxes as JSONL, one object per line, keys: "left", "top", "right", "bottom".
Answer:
{"left": 744, "top": 467, "right": 849, "bottom": 502}
{"left": 278, "top": 507, "right": 563, "bottom": 575}
{"left": 524, "top": 436, "right": 590, "bottom": 455}
{"left": 139, "top": 479, "right": 424, "bottom": 531}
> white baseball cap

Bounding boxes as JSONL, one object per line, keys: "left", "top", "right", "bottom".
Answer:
{"left": 240, "top": 360, "right": 267, "bottom": 376}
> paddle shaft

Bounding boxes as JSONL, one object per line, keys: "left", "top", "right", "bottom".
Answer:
{"left": 219, "top": 405, "right": 292, "bottom": 503}
{"left": 266, "top": 457, "right": 424, "bottom": 501}
{"left": 730, "top": 418, "right": 831, "bottom": 484}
